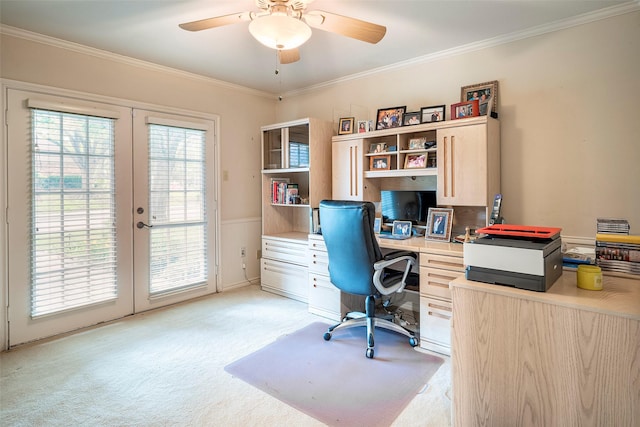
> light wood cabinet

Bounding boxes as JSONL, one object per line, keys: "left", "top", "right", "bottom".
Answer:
{"left": 332, "top": 139, "right": 379, "bottom": 201}
{"left": 437, "top": 119, "right": 500, "bottom": 206}
{"left": 450, "top": 273, "right": 640, "bottom": 426}
{"left": 331, "top": 116, "right": 499, "bottom": 209}
{"left": 260, "top": 118, "right": 333, "bottom": 301}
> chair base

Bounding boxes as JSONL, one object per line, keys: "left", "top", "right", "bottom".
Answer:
{"left": 323, "top": 297, "right": 419, "bottom": 359}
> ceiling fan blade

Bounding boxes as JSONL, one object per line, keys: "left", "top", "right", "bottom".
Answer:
{"left": 278, "top": 48, "right": 300, "bottom": 64}
{"left": 179, "top": 12, "right": 251, "bottom": 32}
{"left": 305, "top": 10, "right": 386, "bottom": 44}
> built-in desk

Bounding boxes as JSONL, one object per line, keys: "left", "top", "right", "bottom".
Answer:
{"left": 450, "top": 273, "right": 640, "bottom": 426}
{"left": 377, "top": 236, "right": 463, "bottom": 355}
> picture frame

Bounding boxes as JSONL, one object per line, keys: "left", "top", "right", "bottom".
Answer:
{"left": 408, "top": 137, "right": 427, "bottom": 150}
{"left": 451, "top": 99, "right": 479, "bottom": 120}
{"left": 338, "top": 117, "right": 355, "bottom": 135}
{"left": 392, "top": 220, "right": 412, "bottom": 237}
{"left": 420, "top": 105, "right": 445, "bottom": 123}
{"left": 357, "top": 120, "right": 369, "bottom": 133}
{"left": 425, "top": 208, "right": 454, "bottom": 242}
{"left": 373, "top": 217, "right": 382, "bottom": 234}
{"left": 461, "top": 80, "right": 498, "bottom": 117}
{"left": 370, "top": 155, "right": 390, "bottom": 170}
{"left": 404, "top": 153, "right": 427, "bottom": 169}
{"left": 376, "top": 106, "right": 406, "bottom": 130}
{"left": 402, "top": 111, "right": 421, "bottom": 126}
{"left": 369, "top": 142, "right": 387, "bottom": 153}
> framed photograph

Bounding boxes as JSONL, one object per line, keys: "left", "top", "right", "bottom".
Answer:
{"left": 408, "top": 137, "right": 427, "bottom": 150}
{"left": 461, "top": 80, "right": 498, "bottom": 116}
{"left": 404, "top": 153, "right": 426, "bottom": 169}
{"left": 392, "top": 220, "right": 412, "bottom": 237}
{"left": 357, "top": 120, "right": 369, "bottom": 133}
{"left": 425, "top": 208, "right": 454, "bottom": 242}
{"left": 373, "top": 217, "right": 382, "bottom": 234}
{"left": 338, "top": 117, "right": 355, "bottom": 135}
{"left": 420, "top": 105, "right": 445, "bottom": 123}
{"left": 370, "top": 155, "right": 390, "bottom": 170}
{"left": 369, "top": 142, "right": 387, "bottom": 153}
{"left": 402, "top": 111, "right": 421, "bottom": 126}
{"left": 376, "top": 106, "right": 406, "bottom": 130}
{"left": 451, "top": 99, "right": 479, "bottom": 120}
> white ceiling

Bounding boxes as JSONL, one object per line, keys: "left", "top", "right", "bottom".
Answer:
{"left": 0, "top": 0, "right": 633, "bottom": 95}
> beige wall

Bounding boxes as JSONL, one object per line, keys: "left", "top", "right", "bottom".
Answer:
{"left": 276, "top": 11, "right": 640, "bottom": 238}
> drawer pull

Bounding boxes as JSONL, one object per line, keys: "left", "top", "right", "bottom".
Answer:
{"left": 428, "top": 311, "right": 451, "bottom": 320}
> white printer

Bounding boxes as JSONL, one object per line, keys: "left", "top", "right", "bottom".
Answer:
{"left": 464, "top": 225, "right": 563, "bottom": 292}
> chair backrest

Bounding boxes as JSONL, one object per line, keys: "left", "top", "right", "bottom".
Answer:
{"left": 319, "top": 200, "right": 383, "bottom": 296}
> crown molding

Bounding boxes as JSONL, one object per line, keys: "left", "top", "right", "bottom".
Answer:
{"left": 285, "top": 1, "right": 640, "bottom": 97}
{"left": 2, "top": 1, "right": 638, "bottom": 99}
{"left": 0, "top": 24, "right": 275, "bottom": 99}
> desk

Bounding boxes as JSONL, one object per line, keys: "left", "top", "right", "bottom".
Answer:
{"left": 450, "top": 273, "right": 640, "bottom": 426}
{"left": 377, "top": 236, "right": 463, "bottom": 355}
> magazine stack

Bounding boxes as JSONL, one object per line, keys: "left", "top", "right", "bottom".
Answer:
{"left": 595, "top": 218, "right": 640, "bottom": 275}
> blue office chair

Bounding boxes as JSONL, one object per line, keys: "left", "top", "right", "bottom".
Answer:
{"left": 319, "top": 200, "right": 419, "bottom": 358}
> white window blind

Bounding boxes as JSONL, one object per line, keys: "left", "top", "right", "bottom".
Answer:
{"left": 148, "top": 124, "right": 208, "bottom": 295}
{"left": 31, "top": 109, "right": 117, "bottom": 317}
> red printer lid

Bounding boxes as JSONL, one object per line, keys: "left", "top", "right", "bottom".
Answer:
{"left": 476, "top": 224, "right": 561, "bottom": 240}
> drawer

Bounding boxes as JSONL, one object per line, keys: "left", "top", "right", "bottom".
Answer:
{"left": 261, "top": 258, "right": 308, "bottom": 302}
{"left": 419, "top": 296, "right": 452, "bottom": 355}
{"left": 420, "top": 252, "right": 464, "bottom": 272}
{"left": 308, "top": 273, "right": 341, "bottom": 320}
{"left": 420, "top": 266, "right": 463, "bottom": 300}
{"left": 308, "top": 249, "right": 329, "bottom": 274}
{"left": 262, "top": 237, "right": 308, "bottom": 266}
{"left": 308, "top": 235, "right": 327, "bottom": 252}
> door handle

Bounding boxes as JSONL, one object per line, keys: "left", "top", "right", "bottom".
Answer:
{"left": 136, "top": 221, "right": 153, "bottom": 229}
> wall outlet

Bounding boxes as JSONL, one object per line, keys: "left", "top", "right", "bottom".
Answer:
{"left": 240, "top": 247, "right": 246, "bottom": 257}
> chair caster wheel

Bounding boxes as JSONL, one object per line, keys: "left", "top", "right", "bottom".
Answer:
{"left": 323, "top": 332, "right": 332, "bottom": 341}
{"left": 366, "top": 348, "right": 374, "bottom": 358}
{"left": 409, "top": 337, "right": 418, "bottom": 347}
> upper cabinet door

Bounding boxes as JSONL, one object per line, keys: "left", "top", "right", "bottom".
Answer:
{"left": 437, "top": 124, "right": 488, "bottom": 206}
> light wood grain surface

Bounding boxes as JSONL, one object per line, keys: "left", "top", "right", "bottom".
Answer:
{"left": 451, "top": 274, "right": 640, "bottom": 426}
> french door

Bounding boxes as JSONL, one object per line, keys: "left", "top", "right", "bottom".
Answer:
{"left": 6, "top": 89, "right": 217, "bottom": 347}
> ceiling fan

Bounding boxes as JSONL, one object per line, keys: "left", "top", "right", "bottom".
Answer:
{"left": 179, "top": 0, "right": 386, "bottom": 64}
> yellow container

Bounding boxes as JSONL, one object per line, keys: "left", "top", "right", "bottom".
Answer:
{"left": 577, "top": 265, "right": 603, "bottom": 291}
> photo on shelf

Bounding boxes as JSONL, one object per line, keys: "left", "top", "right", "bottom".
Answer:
{"left": 338, "top": 117, "right": 355, "bottom": 135}
{"left": 370, "top": 155, "right": 391, "bottom": 170}
{"left": 402, "top": 111, "right": 421, "bottom": 126}
{"left": 451, "top": 99, "right": 479, "bottom": 120}
{"left": 420, "top": 105, "right": 445, "bottom": 123}
{"left": 408, "top": 137, "right": 427, "bottom": 150}
{"left": 461, "top": 80, "right": 498, "bottom": 116}
{"left": 357, "top": 120, "right": 369, "bottom": 133}
{"left": 376, "top": 106, "right": 406, "bottom": 130}
{"left": 369, "top": 142, "right": 387, "bottom": 153}
{"left": 404, "top": 153, "right": 426, "bottom": 169}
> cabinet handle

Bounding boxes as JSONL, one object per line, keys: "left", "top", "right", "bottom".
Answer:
{"left": 450, "top": 136, "right": 455, "bottom": 197}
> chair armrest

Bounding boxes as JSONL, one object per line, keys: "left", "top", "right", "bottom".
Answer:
{"left": 372, "top": 255, "right": 416, "bottom": 295}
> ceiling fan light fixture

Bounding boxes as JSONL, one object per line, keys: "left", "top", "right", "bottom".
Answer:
{"left": 249, "top": 14, "right": 312, "bottom": 50}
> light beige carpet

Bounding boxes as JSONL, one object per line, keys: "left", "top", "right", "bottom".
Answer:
{"left": 0, "top": 284, "right": 451, "bottom": 426}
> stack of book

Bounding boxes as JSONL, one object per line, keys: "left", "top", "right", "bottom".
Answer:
{"left": 595, "top": 218, "right": 639, "bottom": 275}
{"left": 271, "top": 178, "right": 299, "bottom": 205}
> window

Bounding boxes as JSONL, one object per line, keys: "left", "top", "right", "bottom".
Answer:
{"left": 31, "top": 109, "right": 117, "bottom": 317}
{"left": 147, "top": 124, "right": 208, "bottom": 295}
